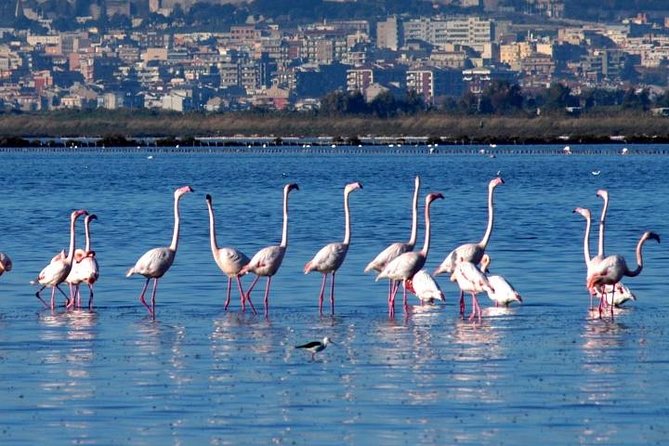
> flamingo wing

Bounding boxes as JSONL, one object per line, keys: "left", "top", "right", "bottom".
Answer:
{"left": 128, "top": 247, "right": 174, "bottom": 278}
{"left": 436, "top": 243, "right": 482, "bottom": 275}
{"left": 217, "top": 247, "right": 250, "bottom": 275}
{"left": 246, "top": 245, "right": 285, "bottom": 276}
{"left": 377, "top": 251, "right": 422, "bottom": 281}
{"left": 37, "top": 258, "right": 71, "bottom": 286}
{"left": 487, "top": 275, "right": 522, "bottom": 305}
{"left": 305, "top": 243, "right": 349, "bottom": 274}
{"left": 409, "top": 269, "right": 445, "bottom": 303}
{"left": 364, "top": 242, "right": 411, "bottom": 273}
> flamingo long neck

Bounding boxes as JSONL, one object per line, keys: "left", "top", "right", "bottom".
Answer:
{"left": 598, "top": 194, "right": 609, "bottom": 257}
{"left": 67, "top": 215, "right": 77, "bottom": 263}
{"left": 84, "top": 218, "right": 92, "bottom": 252}
{"left": 206, "top": 202, "right": 219, "bottom": 256}
{"left": 407, "top": 177, "right": 419, "bottom": 247}
{"left": 479, "top": 184, "right": 496, "bottom": 249}
{"left": 280, "top": 188, "right": 290, "bottom": 248}
{"left": 626, "top": 235, "right": 650, "bottom": 277}
{"left": 343, "top": 189, "right": 352, "bottom": 245}
{"left": 170, "top": 194, "right": 182, "bottom": 252}
{"left": 420, "top": 199, "right": 433, "bottom": 257}
{"left": 581, "top": 213, "right": 592, "bottom": 264}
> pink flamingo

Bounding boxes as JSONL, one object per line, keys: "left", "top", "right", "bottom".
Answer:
{"left": 0, "top": 252, "right": 11, "bottom": 277}
{"left": 404, "top": 269, "right": 445, "bottom": 305}
{"left": 33, "top": 209, "right": 88, "bottom": 309}
{"left": 587, "top": 231, "right": 660, "bottom": 318}
{"left": 434, "top": 177, "right": 504, "bottom": 316}
{"left": 450, "top": 260, "right": 494, "bottom": 323}
{"left": 376, "top": 192, "right": 444, "bottom": 317}
{"left": 66, "top": 214, "right": 99, "bottom": 309}
{"left": 364, "top": 176, "right": 419, "bottom": 306}
{"left": 205, "top": 193, "right": 254, "bottom": 313}
{"left": 126, "top": 185, "right": 193, "bottom": 317}
{"left": 305, "top": 182, "right": 363, "bottom": 316}
{"left": 239, "top": 183, "right": 299, "bottom": 318}
{"left": 479, "top": 254, "right": 522, "bottom": 306}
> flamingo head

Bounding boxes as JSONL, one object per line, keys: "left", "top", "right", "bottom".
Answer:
{"left": 490, "top": 177, "right": 505, "bottom": 189}
{"left": 596, "top": 189, "right": 608, "bottom": 201}
{"left": 345, "top": 182, "right": 363, "bottom": 194}
{"left": 285, "top": 183, "right": 299, "bottom": 194}
{"left": 573, "top": 207, "right": 591, "bottom": 220}
{"left": 85, "top": 214, "right": 97, "bottom": 224}
{"left": 426, "top": 192, "right": 444, "bottom": 205}
{"left": 205, "top": 194, "right": 213, "bottom": 205}
{"left": 175, "top": 185, "right": 194, "bottom": 198}
{"left": 480, "top": 254, "right": 491, "bottom": 273}
{"left": 643, "top": 231, "right": 660, "bottom": 244}
{"left": 71, "top": 209, "right": 88, "bottom": 221}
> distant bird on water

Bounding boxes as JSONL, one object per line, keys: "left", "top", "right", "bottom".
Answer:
{"left": 434, "top": 177, "right": 504, "bottom": 316}
{"left": 126, "top": 185, "right": 193, "bottom": 317}
{"left": 33, "top": 209, "right": 88, "bottom": 309}
{"left": 0, "top": 252, "right": 12, "bottom": 277}
{"left": 205, "top": 193, "right": 253, "bottom": 313}
{"left": 240, "top": 183, "right": 299, "bottom": 318}
{"left": 365, "top": 176, "right": 420, "bottom": 308}
{"left": 305, "top": 182, "right": 363, "bottom": 316}
{"left": 295, "top": 337, "right": 334, "bottom": 360}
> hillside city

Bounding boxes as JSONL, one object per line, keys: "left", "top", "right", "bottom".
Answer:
{"left": 1, "top": 0, "right": 669, "bottom": 114}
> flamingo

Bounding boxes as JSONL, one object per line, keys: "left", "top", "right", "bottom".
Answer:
{"left": 205, "top": 193, "right": 253, "bottom": 313}
{"left": 305, "top": 182, "right": 363, "bottom": 316}
{"left": 434, "top": 177, "right": 504, "bottom": 316}
{"left": 66, "top": 214, "right": 99, "bottom": 309}
{"left": 404, "top": 269, "right": 445, "bottom": 305}
{"left": 126, "top": 185, "right": 193, "bottom": 317}
{"left": 364, "top": 176, "right": 420, "bottom": 304}
{"left": 0, "top": 252, "right": 12, "bottom": 277}
{"left": 587, "top": 231, "right": 660, "bottom": 318}
{"left": 376, "top": 192, "right": 444, "bottom": 317}
{"left": 33, "top": 209, "right": 88, "bottom": 309}
{"left": 479, "top": 254, "right": 522, "bottom": 306}
{"left": 450, "top": 261, "right": 494, "bottom": 323}
{"left": 239, "top": 183, "right": 299, "bottom": 318}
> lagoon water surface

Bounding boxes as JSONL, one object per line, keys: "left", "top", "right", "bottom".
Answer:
{"left": 1, "top": 146, "right": 669, "bottom": 445}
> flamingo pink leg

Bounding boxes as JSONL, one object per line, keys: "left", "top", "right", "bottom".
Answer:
{"left": 317, "top": 274, "right": 327, "bottom": 316}
{"left": 138, "top": 278, "right": 152, "bottom": 315}
{"left": 330, "top": 272, "right": 336, "bottom": 316}
{"left": 263, "top": 277, "right": 272, "bottom": 318}
{"left": 236, "top": 276, "right": 256, "bottom": 315}
{"left": 224, "top": 277, "right": 232, "bottom": 311}
{"left": 388, "top": 281, "right": 399, "bottom": 318}
{"left": 50, "top": 287, "right": 57, "bottom": 310}
{"left": 149, "top": 278, "right": 159, "bottom": 317}
{"left": 245, "top": 275, "right": 260, "bottom": 314}
{"left": 469, "top": 293, "right": 482, "bottom": 323}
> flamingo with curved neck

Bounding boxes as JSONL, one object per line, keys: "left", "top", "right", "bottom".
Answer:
{"left": 34, "top": 209, "right": 88, "bottom": 309}
{"left": 364, "top": 176, "right": 420, "bottom": 306}
{"left": 240, "top": 183, "right": 299, "bottom": 318}
{"left": 206, "top": 193, "right": 253, "bottom": 313}
{"left": 587, "top": 231, "right": 660, "bottom": 318}
{"left": 305, "top": 182, "right": 363, "bottom": 316}
{"left": 66, "top": 214, "right": 100, "bottom": 309}
{"left": 377, "top": 192, "right": 444, "bottom": 317}
{"left": 434, "top": 177, "right": 504, "bottom": 316}
{"left": 126, "top": 185, "right": 193, "bottom": 317}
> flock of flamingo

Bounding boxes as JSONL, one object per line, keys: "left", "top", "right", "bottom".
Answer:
{"left": 0, "top": 177, "right": 659, "bottom": 322}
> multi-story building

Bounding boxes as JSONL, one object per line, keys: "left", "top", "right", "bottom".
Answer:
{"left": 377, "top": 16, "right": 401, "bottom": 51}
{"left": 406, "top": 67, "right": 464, "bottom": 103}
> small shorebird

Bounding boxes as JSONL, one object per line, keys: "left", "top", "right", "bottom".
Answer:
{"left": 295, "top": 337, "right": 334, "bottom": 360}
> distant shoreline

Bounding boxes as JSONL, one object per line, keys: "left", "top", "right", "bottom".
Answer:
{"left": 1, "top": 110, "right": 669, "bottom": 147}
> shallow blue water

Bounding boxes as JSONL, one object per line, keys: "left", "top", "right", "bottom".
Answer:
{"left": 1, "top": 145, "right": 669, "bottom": 445}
